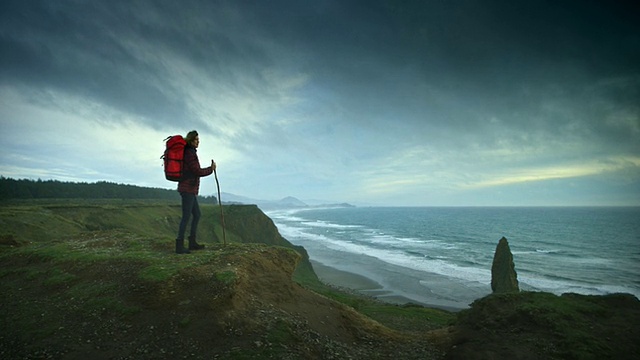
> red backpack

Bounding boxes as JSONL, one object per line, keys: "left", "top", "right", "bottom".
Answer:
{"left": 162, "top": 135, "right": 187, "bottom": 181}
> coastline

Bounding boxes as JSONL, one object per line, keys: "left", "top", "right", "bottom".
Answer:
{"left": 310, "top": 260, "right": 464, "bottom": 312}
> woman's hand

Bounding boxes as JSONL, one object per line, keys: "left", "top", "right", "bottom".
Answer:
{"left": 211, "top": 160, "right": 217, "bottom": 171}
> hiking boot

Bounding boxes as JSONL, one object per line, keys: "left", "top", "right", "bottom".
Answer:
{"left": 188, "top": 235, "right": 205, "bottom": 250}
{"left": 175, "top": 238, "right": 191, "bottom": 254}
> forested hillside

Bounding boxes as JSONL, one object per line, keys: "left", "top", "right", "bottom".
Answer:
{"left": 0, "top": 177, "right": 217, "bottom": 203}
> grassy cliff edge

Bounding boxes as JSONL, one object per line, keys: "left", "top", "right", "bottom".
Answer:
{"left": 0, "top": 201, "right": 451, "bottom": 359}
{"left": 1, "top": 200, "right": 638, "bottom": 359}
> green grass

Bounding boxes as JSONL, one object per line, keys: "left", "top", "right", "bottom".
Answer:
{"left": 215, "top": 270, "right": 237, "bottom": 285}
{"left": 1, "top": 200, "right": 455, "bottom": 340}
{"left": 299, "top": 275, "right": 456, "bottom": 331}
{"left": 43, "top": 268, "right": 77, "bottom": 286}
{"left": 361, "top": 303, "right": 455, "bottom": 329}
{"left": 84, "top": 296, "right": 141, "bottom": 316}
{"left": 0, "top": 201, "right": 317, "bottom": 284}
{"left": 138, "top": 262, "right": 184, "bottom": 282}
{"left": 453, "top": 291, "right": 640, "bottom": 359}
{"left": 266, "top": 319, "right": 296, "bottom": 344}
{"left": 67, "top": 281, "right": 118, "bottom": 299}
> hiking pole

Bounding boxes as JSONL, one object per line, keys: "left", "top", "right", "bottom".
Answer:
{"left": 214, "top": 168, "right": 227, "bottom": 246}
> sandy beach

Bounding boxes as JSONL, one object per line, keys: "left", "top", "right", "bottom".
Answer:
{"left": 310, "top": 260, "right": 463, "bottom": 311}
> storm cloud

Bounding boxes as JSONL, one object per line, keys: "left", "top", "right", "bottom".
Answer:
{"left": 1, "top": 0, "right": 638, "bottom": 205}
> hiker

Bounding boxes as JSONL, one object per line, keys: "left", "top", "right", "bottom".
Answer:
{"left": 175, "top": 130, "right": 216, "bottom": 254}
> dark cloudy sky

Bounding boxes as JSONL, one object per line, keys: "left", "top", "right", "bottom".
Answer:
{"left": 1, "top": 0, "right": 638, "bottom": 205}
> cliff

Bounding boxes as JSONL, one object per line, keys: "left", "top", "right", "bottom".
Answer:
{"left": 1, "top": 200, "right": 638, "bottom": 359}
{"left": 0, "top": 200, "right": 446, "bottom": 359}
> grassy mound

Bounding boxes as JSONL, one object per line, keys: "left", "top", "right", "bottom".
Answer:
{"left": 448, "top": 291, "right": 640, "bottom": 359}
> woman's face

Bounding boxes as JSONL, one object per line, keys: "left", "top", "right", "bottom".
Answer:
{"left": 192, "top": 136, "right": 200, "bottom": 148}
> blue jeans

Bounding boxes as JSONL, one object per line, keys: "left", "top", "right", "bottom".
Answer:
{"left": 177, "top": 193, "right": 201, "bottom": 240}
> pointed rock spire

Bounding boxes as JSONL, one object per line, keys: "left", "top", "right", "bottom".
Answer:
{"left": 491, "top": 237, "right": 520, "bottom": 293}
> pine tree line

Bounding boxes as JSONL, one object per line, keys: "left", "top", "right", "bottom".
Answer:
{"left": 0, "top": 177, "right": 217, "bottom": 203}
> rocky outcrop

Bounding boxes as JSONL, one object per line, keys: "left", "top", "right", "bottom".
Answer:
{"left": 491, "top": 237, "right": 519, "bottom": 293}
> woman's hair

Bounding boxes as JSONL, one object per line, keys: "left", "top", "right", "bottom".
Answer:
{"left": 185, "top": 130, "right": 199, "bottom": 145}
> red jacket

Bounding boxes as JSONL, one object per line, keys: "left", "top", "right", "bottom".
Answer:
{"left": 177, "top": 146, "right": 213, "bottom": 195}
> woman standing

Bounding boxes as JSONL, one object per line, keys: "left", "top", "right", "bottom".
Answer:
{"left": 176, "top": 130, "right": 216, "bottom": 254}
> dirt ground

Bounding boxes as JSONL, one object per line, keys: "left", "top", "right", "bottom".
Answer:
{"left": 3, "top": 239, "right": 639, "bottom": 359}
{"left": 0, "top": 242, "right": 448, "bottom": 359}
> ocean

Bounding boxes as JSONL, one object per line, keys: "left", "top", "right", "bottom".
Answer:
{"left": 266, "top": 206, "right": 640, "bottom": 310}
